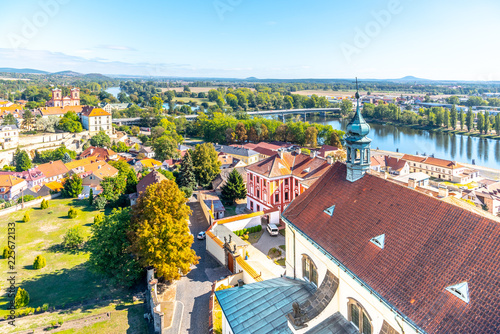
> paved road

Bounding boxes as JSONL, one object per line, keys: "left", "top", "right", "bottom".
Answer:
{"left": 176, "top": 201, "right": 230, "bottom": 334}
{"left": 253, "top": 226, "right": 286, "bottom": 256}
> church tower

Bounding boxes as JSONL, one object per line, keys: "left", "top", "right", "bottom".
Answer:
{"left": 345, "top": 79, "right": 371, "bottom": 182}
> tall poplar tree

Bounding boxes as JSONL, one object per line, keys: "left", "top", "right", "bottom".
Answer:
{"left": 450, "top": 105, "right": 457, "bottom": 130}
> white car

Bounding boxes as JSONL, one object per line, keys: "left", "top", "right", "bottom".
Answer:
{"left": 267, "top": 224, "right": 279, "bottom": 236}
{"left": 197, "top": 231, "right": 206, "bottom": 240}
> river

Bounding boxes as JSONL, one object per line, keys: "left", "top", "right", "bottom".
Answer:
{"left": 105, "top": 86, "right": 122, "bottom": 98}
{"left": 298, "top": 114, "right": 500, "bottom": 170}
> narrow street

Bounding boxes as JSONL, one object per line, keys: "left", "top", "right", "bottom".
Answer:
{"left": 175, "top": 200, "right": 230, "bottom": 333}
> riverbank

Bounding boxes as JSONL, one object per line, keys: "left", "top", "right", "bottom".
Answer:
{"left": 372, "top": 149, "right": 500, "bottom": 181}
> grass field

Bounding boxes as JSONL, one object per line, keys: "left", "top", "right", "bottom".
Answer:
{"left": 173, "top": 96, "right": 216, "bottom": 107}
{"left": 0, "top": 198, "right": 147, "bottom": 333}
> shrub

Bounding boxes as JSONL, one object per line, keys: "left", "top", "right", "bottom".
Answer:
{"left": 42, "top": 303, "right": 49, "bottom": 312}
{"left": 40, "top": 199, "right": 49, "bottom": 209}
{"left": 180, "top": 186, "right": 193, "bottom": 199}
{"left": 22, "top": 211, "right": 30, "bottom": 223}
{"left": 33, "top": 255, "right": 46, "bottom": 269}
{"left": 17, "top": 195, "right": 35, "bottom": 204}
{"left": 3, "top": 246, "right": 10, "bottom": 259}
{"left": 63, "top": 227, "right": 84, "bottom": 249}
{"left": 67, "top": 207, "right": 78, "bottom": 219}
{"left": 93, "top": 196, "right": 107, "bottom": 210}
{"left": 14, "top": 288, "right": 29, "bottom": 308}
{"left": 48, "top": 210, "right": 53, "bottom": 214}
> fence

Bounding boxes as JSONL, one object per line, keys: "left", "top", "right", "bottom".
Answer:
{"left": 0, "top": 193, "right": 61, "bottom": 217}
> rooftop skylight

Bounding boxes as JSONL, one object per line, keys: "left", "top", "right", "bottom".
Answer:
{"left": 323, "top": 205, "right": 335, "bottom": 216}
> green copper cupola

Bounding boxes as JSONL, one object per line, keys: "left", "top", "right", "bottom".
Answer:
{"left": 345, "top": 79, "right": 371, "bottom": 182}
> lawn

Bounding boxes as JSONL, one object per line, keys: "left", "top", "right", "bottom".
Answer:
{"left": 442, "top": 181, "right": 478, "bottom": 189}
{"left": 173, "top": 97, "right": 216, "bottom": 107}
{"left": 0, "top": 198, "right": 146, "bottom": 333}
{"left": 247, "top": 230, "right": 264, "bottom": 245}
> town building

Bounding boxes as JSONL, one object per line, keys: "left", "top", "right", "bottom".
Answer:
{"left": 370, "top": 155, "right": 409, "bottom": 176}
{"left": 214, "top": 144, "right": 259, "bottom": 166}
{"left": 79, "top": 146, "right": 119, "bottom": 161}
{"left": 0, "top": 174, "right": 27, "bottom": 201}
{"left": 135, "top": 158, "right": 162, "bottom": 171}
{"left": 47, "top": 88, "right": 80, "bottom": 107}
{"left": 402, "top": 154, "right": 479, "bottom": 183}
{"left": 245, "top": 149, "right": 330, "bottom": 213}
{"left": 139, "top": 146, "right": 155, "bottom": 159}
{"left": 0, "top": 124, "right": 19, "bottom": 149}
{"left": 0, "top": 167, "right": 44, "bottom": 189}
{"left": 37, "top": 160, "right": 69, "bottom": 182}
{"left": 130, "top": 170, "right": 167, "bottom": 205}
{"left": 80, "top": 107, "right": 112, "bottom": 135}
{"left": 217, "top": 93, "right": 500, "bottom": 334}
{"left": 462, "top": 179, "right": 500, "bottom": 216}
{"left": 101, "top": 103, "right": 132, "bottom": 113}
{"left": 212, "top": 167, "right": 246, "bottom": 194}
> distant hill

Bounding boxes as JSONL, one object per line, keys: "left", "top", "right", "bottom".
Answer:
{"left": 84, "top": 73, "right": 110, "bottom": 80}
{"left": 393, "top": 76, "right": 432, "bottom": 82}
{"left": 52, "top": 70, "right": 82, "bottom": 76}
{"left": 0, "top": 68, "right": 48, "bottom": 74}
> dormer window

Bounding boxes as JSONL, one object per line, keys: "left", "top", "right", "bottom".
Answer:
{"left": 324, "top": 205, "right": 335, "bottom": 216}
{"left": 445, "top": 282, "right": 469, "bottom": 303}
{"left": 370, "top": 234, "right": 385, "bottom": 249}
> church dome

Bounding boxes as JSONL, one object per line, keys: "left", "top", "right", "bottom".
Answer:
{"left": 346, "top": 101, "right": 370, "bottom": 137}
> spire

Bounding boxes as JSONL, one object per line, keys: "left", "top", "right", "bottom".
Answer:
{"left": 345, "top": 77, "right": 371, "bottom": 182}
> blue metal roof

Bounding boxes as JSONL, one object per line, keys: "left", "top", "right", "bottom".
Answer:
{"left": 215, "top": 277, "right": 315, "bottom": 334}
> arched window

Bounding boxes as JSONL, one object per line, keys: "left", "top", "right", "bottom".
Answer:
{"left": 347, "top": 299, "right": 372, "bottom": 334}
{"left": 301, "top": 255, "right": 318, "bottom": 286}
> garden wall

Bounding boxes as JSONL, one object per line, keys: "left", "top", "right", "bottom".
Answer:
{"left": 0, "top": 193, "right": 61, "bottom": 217}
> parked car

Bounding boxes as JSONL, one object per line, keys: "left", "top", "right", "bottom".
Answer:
{"left": 197, "top": 231, "right": 206, "bottom": 240}
{"left": 267, "top": 224, "right": 279, "bottom": 236}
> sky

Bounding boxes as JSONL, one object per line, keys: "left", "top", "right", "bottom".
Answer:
{"left": 0, "top": 0, "right": 499, "bottom": 80}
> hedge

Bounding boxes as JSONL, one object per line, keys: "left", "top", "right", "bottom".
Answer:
{"left": 234, "top": 225, "right": 262, "bottom": 236}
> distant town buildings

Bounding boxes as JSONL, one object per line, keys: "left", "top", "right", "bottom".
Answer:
{"left": 0, "top": 124, "right": 19, "bottom": 149}
{"left": 402, "top": 154, "right": 479, "bottom": 183}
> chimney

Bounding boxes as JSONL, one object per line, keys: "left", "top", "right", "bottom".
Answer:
{"left": 408, "top": 177, "right": 416, "bottom": 189}
{"left": 294, "top": 147, "right": 301, "bottom": 155}
{"left": 237, "top": 279, "right": 244, "bottom": 288}
{"left": 310, "top": 150, "right": 317, "bottom": 159}
{"left": 326, "top": 155, "right": 334, "bottom": 165}
{"left": 90, "top": 148, "right": 94, "bottom": 155}
{"left": 438, "top": 185, "right": 449, "bottom": 198}
{"left": 379, "top": 171, "right": 387, "bottom": 179}
{"left": 278, "top": 149, "right": 284, "bottom": 160}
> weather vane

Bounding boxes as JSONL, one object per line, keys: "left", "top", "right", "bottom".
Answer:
{"left": 354, "top": 77, "right": 360, "bottom": 100}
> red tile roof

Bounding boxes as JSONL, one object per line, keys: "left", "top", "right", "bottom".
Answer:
{"left": 317, "top": 145, "right": 339, "bottom": 158}
{"left": 402, "top": 154, "right": 464, "bottom": 169}
{"left": 136, "top": 171, "right": 166, "bottom": 194}
{"left": 283, "top": 162, "right": 500, "bottom": 334}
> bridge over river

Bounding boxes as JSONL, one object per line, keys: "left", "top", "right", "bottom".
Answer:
{"left": 112, "top": 108, "right": 340, "bottom": 125}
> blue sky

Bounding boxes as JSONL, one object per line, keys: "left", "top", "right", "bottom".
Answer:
{"left": 0, "top": 0, "right": 499, "bottom": 80}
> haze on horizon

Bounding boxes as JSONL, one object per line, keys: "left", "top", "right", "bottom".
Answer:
{"left": 1, "top": 0, "right": 499, "bottom": 81}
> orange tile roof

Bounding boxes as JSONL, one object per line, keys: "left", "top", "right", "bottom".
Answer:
{"left": 44, "top": 181, "right": 63, "bottom": 191}
{"left": 0, "top": 174, "right": 25, "bottom": 187}
{"left": 37, "top": 160, "right": 69, "bottom": 178}
{"left": 402, "top": 154, "right": 464, "bottom": 169}
{"left": 38, "top": 105, "right": 85, "bottom": 116}
{"left": 64, "top": 156, "right": 99, "bottom": 170}
{"left": 82, "top": 161, "right": 118, "bottom": 179}
{"left": 81, "top": 107, "right": 111, "bottom": 117}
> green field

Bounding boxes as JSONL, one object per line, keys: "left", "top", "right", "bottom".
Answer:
{"left": 173, "top": 97, "right": 216, "bottom": 107}
{"left": 0, "top": 198, "right": 148, "bottom": 333}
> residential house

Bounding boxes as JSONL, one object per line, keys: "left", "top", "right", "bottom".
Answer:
{"left": 212, "top": 167, "right": 246, "bottom": 193}
{"left": 139, "top": 146, "right": 155, "bottom": 158}
{"left": 130, "top": 170, "right": 167, "bottom": 205}
{"left": 245, "top": 149, "right": 331, "bottom": 213}
{"left": 214, "top": 144, "right": 259, "bottom": 166}
{"left": 0, "top": 104, "right": 24, "bottom": 124}
{"left": 177, "top": 144, "right": 191, "bottom": 158}
{"left": 101, "top": 103, "right": 132, "bottom": 113}
{"left": 80, "top": 107, "right": 112, "bottom": 135}
{"left": 0, "top": 124, "right": 19, "bottom": 149}
{"left": 65, "top": 158, "right": 118, "bottom": 197}
{"left": 371, "top": 155, "right": 410, "bottom": 176}
{"left": 462, "top": 179, "right": 500, "bottom": 216}
{"left": 135, "top": 158, "right": 162, "bottom": 171}
{"left": 37, "top": 160, "right": 69, "bottom": 182}
{"left": 402, "top": 154, "right": 479, "bottom": 182}
{"left": 316, "top": 144, "right": 340, "bottom": 158}
{"left": 37, "top": 105, "right": 85, "bottom": 118}
{"left": 218, "top": 152, "right": 234, "bottom": 170}
{"left": 79, "top": 146, "right": 119, "bottom": 161}
{"left": 0, "top": 167, "right": 45, "bottom": 189}
{"left": 217, "top": 98, "right": 500, "bottom": 334}
{"left": 0, "top": 175, "right": 27, "bottom": 201}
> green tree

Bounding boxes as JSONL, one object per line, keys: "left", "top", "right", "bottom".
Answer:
{"left": 484, "top": 111, "right": 490, "bottom": 134}
{"left": 329, "top": 131, "right": 343, "bottom": 149}
{"left": 128, "top": 180, "right": 199, "bottom": 281}
{"left": 88, "top": 188, "right": 94, "bottom": 206}
{"left": 477, "top": 112, "right": 484, "bottom": 134}
{"left": 340, "top": 99, "right": 353, "bottom": 116}
{"left": 22, "top": 211, "right": 30, "bottom": 223}
{"left": 100, "top": 176, "right": 127, "bottom": 205}
{"left": 235, "top": 123, "right": 247, "bottom": 143}
{"left": 68, "top": 207, "right": 79, "bottom": 219}
{"left": 33, "top": 255, "right": 46, "bottom": 269}
{"left": 57, "top": 111, "right": 83, "bottom": 133}
{"left": 446, "top": 96, "right": 460, "bottom": 105}
{"left": 220, "top": 169, "right": 247, "bottom": 205}
{"left": 15, "top": 149, "right": 32, "bottom": 172}
{"left": 450, "top": 105, "right": 457, "bottom": 130}
{"left": 90, "top": 131, "right": 111, "bottom": 148}
{"left": 443, "top": 109, "right": 450, "bottom": 128}
{"left": 191, "top": 143, "right": 221, "bottom": 187}
{"left": 62, "top": 174, "right": 83, "bottom": 198}
{"left": 62, "top": 152, "right": 72, "bottom": 163}
{"left": 466, "top": 110, "right": 474, "bottom": 132}
{"left": 63, "top": 226, "right": 84, "bottom": 249}
{"left": 177, "top": 151, "right": 197, "bottom": 190}
{"left": 304, "top": 126, "right": 318, "bottom": 147}
{"left": 3, "top": 113, "right": 16, "bottom": 125}
{"left": 152, "top": 135, "right": 178, "bottom": 161}
{"left": 495, "top": 113, "right": 500, "bottom": 135}
{"left": 226, "top": 93, "right": 239, "bottom": 109}
{"left": 40, "top": 199, "right": 49, "bottom": 210}
{"left": 88, "top": 208, "right": 141, "bottom": 287}
{"left": 459, "top": 109, "right": 465, "bottom": 130}
{"left": 284, "top": 95, "right": 294, "bottom": 109}
{"left": 149, "top": 96, "right": 163, "bottom": 111}
{"left": 14, "top": 288, "right": 29, "bottom": 309}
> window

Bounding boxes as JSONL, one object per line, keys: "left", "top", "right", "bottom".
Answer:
{"left": 257, "top": 189, "right": 260, "bottom": 198}
{"left": 295, "top": 179, "right": 298, "bottom": 187}
{"left": 301, "top": 255, "right": 318, "bottom": 286}
{"left": 256, "top": 205, "right": 260, "bottom": 211}
{"left": 348, "top": 299, "right": 372, "bottom": 334}
{"left": 250, "top": 201, "right": 253, "bottom": 210}
{"left": 285, "top": 192, "right": 289, "bottom": 201}
{"left": 275, "top": 193, "right": 279, "bottom": 203}
{"left": 285, "top": 178, "right": 288, "bottom": 186}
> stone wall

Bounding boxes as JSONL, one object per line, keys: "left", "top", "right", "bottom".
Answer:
{"left": 146, "top": 268, "right": 164, "bottom": 334}
{"left": 0, "top": 193, "right": 61, "bottom": 217}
